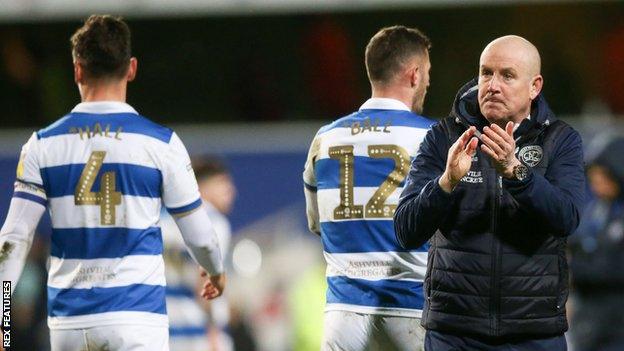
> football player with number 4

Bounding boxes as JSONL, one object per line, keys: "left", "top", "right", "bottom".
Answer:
{"left": 303, "top": 25, "right": 434, "bottom": 351}
{"left": 0, "top": 15, "right": 224, "bottom": 351}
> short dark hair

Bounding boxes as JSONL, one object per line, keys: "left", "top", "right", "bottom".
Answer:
{"left": 193, "top": 156, "right": 230, "bottom": 182}
{"left": 70, "top": 15, "right": 132, "bottom": 79}
{"left": 365, "top": 25, "right": 431, "bottom": 84}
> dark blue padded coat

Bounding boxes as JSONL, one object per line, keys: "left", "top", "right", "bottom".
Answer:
{"left": 394, "top": 78, "right": 586, "bottom": 339}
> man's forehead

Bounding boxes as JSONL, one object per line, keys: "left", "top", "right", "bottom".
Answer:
{"left": 480, "top": 37, "right": 540, "bottom": 75}
{"left": 480, "top": 49, "right": 529, "bottom": 71}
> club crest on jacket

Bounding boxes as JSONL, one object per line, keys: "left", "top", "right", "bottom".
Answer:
{"left": 518, "top": 145, "right": 543, "bottom": 167}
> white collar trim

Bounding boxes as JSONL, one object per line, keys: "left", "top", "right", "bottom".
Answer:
{"left": 72, "top": 101, "right": 138, "bottom": 114}
{"left": 359, "top": 98, "right": 411, "bottom": 112}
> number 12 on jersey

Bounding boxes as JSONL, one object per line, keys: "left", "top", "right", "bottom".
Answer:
{"left": 74, "top": 151, "right": 122, "bottom": 225}
{"left": 328, "top": 144, "right": 410, "bottom": 220}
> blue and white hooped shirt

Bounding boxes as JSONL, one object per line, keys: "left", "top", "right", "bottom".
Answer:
{"left": 15, "top": 101, "right": 202, "bottom": 329}
{"left": 303, "top": 98, "right": 434, "bottom": 317}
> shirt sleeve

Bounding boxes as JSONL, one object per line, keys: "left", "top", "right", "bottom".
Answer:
{"left": 0, "top": 197, "right": 46, "bottom": 291}
{"left": 161, "top": 132, "right": 202, "bottom": 216}
{"left": 303, "top": 136, "right": 321, "bottom": 235}
{"left": 174, "top": 207, "right": 223, "bottom": 276}
{"left": 14, "top": 132, "right": 47, "bottom": 206}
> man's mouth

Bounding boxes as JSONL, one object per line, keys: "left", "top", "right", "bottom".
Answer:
{"left": 484, "top": 97, "right": 503, "bottom": 104}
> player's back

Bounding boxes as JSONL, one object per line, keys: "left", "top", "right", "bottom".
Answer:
{"left": 18, "top": 101, "right": 201, "bottom": 330}
{"left": 309, "top": 101, "right": 433, "bottom": 317}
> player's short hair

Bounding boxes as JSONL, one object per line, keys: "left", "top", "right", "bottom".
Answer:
{"left": 365, "top": 25, "right": 431, "bottom": 85}
{"left": 193, "top": 156, "right": 230, "bottom": 182}
{"left": 70, "top": 15, "right": 132, "bottom": 80}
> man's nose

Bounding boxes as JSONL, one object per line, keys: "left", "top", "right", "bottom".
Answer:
{"left": 487, "top": 74, "right": 501, "bottom": 92}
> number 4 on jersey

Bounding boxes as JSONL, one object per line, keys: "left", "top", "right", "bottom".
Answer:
{"left": 329, "top": 144, "right": 410, "bottom": 220}
{"left": 74, "top": 151, "right": 122, "bottom": 225}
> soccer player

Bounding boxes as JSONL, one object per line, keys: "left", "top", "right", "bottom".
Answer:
{"left": 0, "top": 15, "right": 225, "bottom": 350}
{"left": 303, "top": 25, "right": 433, "bottom": 350}
{"left": 164, "top": 157, "right": 236, "bottom": 351}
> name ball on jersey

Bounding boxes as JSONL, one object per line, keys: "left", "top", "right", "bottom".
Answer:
{"left": 347, "top": 117, "right": 391, "bottom": 136}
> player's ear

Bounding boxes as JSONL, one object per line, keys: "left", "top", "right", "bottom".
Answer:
{"left": 409, "top": 65, "right": 419, "bottom": 88}
{"left": 127, "top": 57, "right": 138, "bottom": 82}
{"left": 73, "top": 60, "right": 83, "bottom": 84}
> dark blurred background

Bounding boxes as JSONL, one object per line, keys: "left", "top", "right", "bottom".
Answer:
{"left": 1, "top": 1, "right": 623, "bottom": 127}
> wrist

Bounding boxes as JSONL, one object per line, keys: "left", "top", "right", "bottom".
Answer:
{"left": 502, "top": 158, "right": 522, "bottom": 179}
{"left": 439, "top": 171, "right": 457, "bottom": 193}
{"left": 511, "top": 162, "right": 530, "bottom": 182}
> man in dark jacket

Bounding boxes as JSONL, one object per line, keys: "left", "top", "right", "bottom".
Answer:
{"left": 394, "top": 35, "right": 585, "bottom": 350}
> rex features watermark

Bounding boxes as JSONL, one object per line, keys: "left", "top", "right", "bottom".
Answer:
{"left": 2, "top": 281, "right": 10, "bottom": 349}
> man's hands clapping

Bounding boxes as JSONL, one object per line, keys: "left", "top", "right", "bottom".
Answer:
{"left": 438, "top": 121, "right": 524, "bottom": 193}
{"left": 439, "top": 126, "right": 479, "bottom": 193}
{"left": 480, "top": 121, "right": 522, "bottom": 179}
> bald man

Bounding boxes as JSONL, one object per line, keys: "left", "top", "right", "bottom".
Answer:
{"left": 394, "top": 36, "right": 585, "bottom": 350}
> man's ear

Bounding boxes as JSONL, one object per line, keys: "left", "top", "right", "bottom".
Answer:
{"left": 74, "top": 61, "right": 83, "bottom": 84}
{"left": 409, "top": 65, "right": 420, "bottom": 88}
{"left": 127, "top": 57, "right": 137, "bottom": 82}
{"left": 529, "top": 75, "right": 543, "bottom": 100}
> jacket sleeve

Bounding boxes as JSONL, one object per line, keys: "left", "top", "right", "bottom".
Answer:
{"left": 394, "top": 123, "right": 454, "bottom": 249}
{"left": 504, "top": 127, "right": 586, "bottom": 237}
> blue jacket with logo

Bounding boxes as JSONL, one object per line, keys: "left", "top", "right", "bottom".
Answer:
{"left": 394, "top": 79, "right": 586, "bottom": 338}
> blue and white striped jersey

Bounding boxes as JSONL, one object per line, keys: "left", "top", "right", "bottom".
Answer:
{"left": 15, "top": 101, "right": 202, "bottom": 330}
{"left": 303, "top": 98, "right": 434, "bottom": 317}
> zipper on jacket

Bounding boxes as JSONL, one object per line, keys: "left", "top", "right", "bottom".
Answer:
{"left": 490, "top": 175, "right": 503, "bottom": 336}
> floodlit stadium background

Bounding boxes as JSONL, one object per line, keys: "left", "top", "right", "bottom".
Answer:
{"left": 1, "top": 1, "right": 623, "bottom": 350}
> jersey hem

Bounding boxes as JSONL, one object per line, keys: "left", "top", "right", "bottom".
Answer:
{"left": 325, "top": 303, "right": 423, "bottom": 318}
{"left": 48, "top": 312, "right": 168, "bottom": 330}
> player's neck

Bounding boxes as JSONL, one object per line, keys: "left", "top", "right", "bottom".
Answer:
{"left": 370, "top": 86, "right": 412, "bottom": 111}
{"left": 79, "top": 81, "right": 127, "bottom": 103}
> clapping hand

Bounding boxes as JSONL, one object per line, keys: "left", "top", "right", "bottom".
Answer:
{"left": 439, "top": 126, "right": 479, "bottom": 193}
{"left": 480, "top": 122, "right": 521, "bottom": 178}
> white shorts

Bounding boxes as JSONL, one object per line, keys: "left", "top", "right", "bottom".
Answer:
{"left": 50, "top": 325, "right": 169, "bottom": 351}
{"left": 169, "top": 331, "right": 233, "bottom": 351}
{"left": 322, "top": 310, "right": 425, "bottom": 351}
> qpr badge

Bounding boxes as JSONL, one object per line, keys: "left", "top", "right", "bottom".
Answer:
{"left": 518, "top": 145, "right": 543, "bottom": 167}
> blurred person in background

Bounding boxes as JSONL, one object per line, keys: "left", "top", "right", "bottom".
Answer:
{"left": 200, "top": 157, "right": 237, "bottom": 351}
{"left": 569, "top": 137, "right": 624, "bottom": 351}
{"left": 9, "top": 235, "right": 49, "bottom": 350}
{"left": 0, "top": 15, "right": 225, "bottom": 350}
{"left": 395, "top": 35, "right": 585, "bottom": 350}
{"left": 304, "top": 25, "right": 434, "bottom": 350}
{"left": 164, "top": 156, "right": 236, "bottom": 351}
